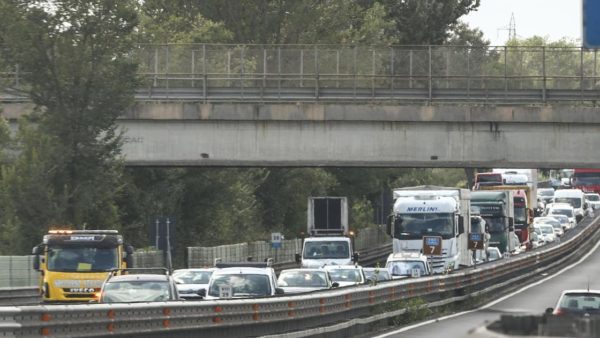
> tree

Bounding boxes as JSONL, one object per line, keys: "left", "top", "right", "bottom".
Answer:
{"left": 0, "top": 0, "right": 139, "bottom": 235}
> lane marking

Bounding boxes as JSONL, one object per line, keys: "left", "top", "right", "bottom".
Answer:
{"left": 373, "top": 215, "right": 600, "bottom": 337}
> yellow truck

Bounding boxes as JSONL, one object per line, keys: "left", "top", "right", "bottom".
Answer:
{"left": 32, "top": 230, "right": 134, "bottom": 302}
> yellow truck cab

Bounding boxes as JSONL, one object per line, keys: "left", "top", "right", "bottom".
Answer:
{"left": 32, "top": 230, "right": 134, "bottom": 303}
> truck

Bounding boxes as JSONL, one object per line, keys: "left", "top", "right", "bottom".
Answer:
{"left": 571, "top": 168, "right": 600, "bottom": 194}
{"left": 470, "top": 191, "right": 516, "bottom": 254}
{"left": 32, "top": 229, "right": 134, "bottom": 302}
{"left": 296, "top": 197, "right": 359, "bottom": 268}
{"left": 475, "top": 185, "right": 534, "bottom": 248}
{"left": 386, "top": 186, "right": 472, "bottom": 274}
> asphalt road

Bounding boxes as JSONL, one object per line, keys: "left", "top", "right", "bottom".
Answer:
{"left": 374, "top": 215, "right": 600, "bottom": 338}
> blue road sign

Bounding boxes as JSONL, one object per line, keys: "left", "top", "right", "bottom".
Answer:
{"left": 584, "top": 0, "right": 600, "bottom": 48}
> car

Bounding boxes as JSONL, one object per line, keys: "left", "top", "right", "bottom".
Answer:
{"left": 201, "top": 262, "right": 284, "bottom": 300}
{"left": 385, "top": 252, "right": 431, "bottom": 278}
{"left": 545, "top": 203, "right": 577, "bottom": 228}
{"left": 172, "top": 268, "right": 216, "bottom": 299}
{"left": 323, "top": 265, "right": 366, "bottom": 287}
{"left": 533, "top": 217, "right": 564, "bottom": 237}
{"left": 486, "top": 247, "right": 502, "bottom": 261}
{"left": 98, "top": 269, "right": 179, "bottom": 303}
{"left": 534, "top": 224, "right": 556, "bottom": 244}
{"left": 546, "top": 214, "right": 571, "bottom": 231}
{"left": 363, "top": 267, "right": 391, "bottom": 283}
{"left": 277, "top": 268, "right": 338, "bottom": 294}
{"left": 584, "top": 193, "right": 600, "bottom": 210}
{"left": 549, "top": 290, "right": 600, "bottom": 317}
{"left": 537, "top": 188, "right": 555, "bottom": 205}
{"left": 552, "top": 189, "right": 587, "bottom": 222}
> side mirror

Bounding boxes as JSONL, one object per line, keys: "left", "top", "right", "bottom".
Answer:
{"left": 508, "top": 226, "right": 514, "bottom": 232}
{"left": 294, "top": 253, "right": 301, "bottom": 264}
{"left": 509, "top": 218, "right": 514, "bottom": 228}
{"left": 125, "top": 254, "right": 134, "bottom": 268}
{"left": 33, "top": 255, "right": 40, "bottom": 271}
{"left": 584, "top": 203, "right": 588, "bottom": 210}
{"left": 125, "top": 244, "right": 134, "bottom": 255}
{"left": 275, "top": 288, "right": 285, "bottom": 295}
{"left": 197, "top": 289, "right": 206, "bottom": 297}
{"left": 386, "top": 215, "right": 393, "bottom": 236}
{"left": 458, "top": 216, "right": 465, "bottom": 234}
{"left": 545, "top": 307, "right": 554, "bottom": 315}
{"left": 353, "top": 252, "right": 360, "bottom": 263}
{"left": 331, "top": 282, "right": 339, "bottom": 288}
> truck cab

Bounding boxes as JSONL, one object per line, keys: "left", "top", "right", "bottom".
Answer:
{"left": 470, "top": 191, "right": 515, "bottom": 254}
{"left": 297, "top": 197, "right": 359, "bottom": 268}
{"left": 386, "top": 186, "right": 472, "bottom": 273}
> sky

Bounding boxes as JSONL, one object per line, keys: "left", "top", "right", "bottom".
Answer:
{"left": 462, "top": 0, "right": 582, "bottom": 46}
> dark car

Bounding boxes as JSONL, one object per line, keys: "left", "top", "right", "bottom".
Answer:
{"left": 549, "top": 290, "right": 600, "bottom": 317}
{"left": 99, "top": 269, "right": 179, "bottom": 303}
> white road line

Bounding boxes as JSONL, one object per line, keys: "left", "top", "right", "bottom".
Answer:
{"left": 372, "top": 215, "right": 600, "bottom": 338}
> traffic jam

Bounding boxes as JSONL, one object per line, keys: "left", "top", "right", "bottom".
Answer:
{"left": 30, "top": 169, "right": 600, "bottom": 306}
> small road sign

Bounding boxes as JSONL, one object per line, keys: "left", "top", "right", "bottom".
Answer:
{"left": 422, "top": 236, "right": 442, "bottom": 256}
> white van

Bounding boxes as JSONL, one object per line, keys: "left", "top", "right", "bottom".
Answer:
{"left": 552, "top": 189, "right": 587, "bottom": 223}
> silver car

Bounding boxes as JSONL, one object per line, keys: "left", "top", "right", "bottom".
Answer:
{"left": 277, "top": 269, "right": 338, "bottom": 294}
{"left": 173, "top": 268, "right": 216, "bottom": 299}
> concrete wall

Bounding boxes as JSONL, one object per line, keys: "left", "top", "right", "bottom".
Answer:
{"left": 4, "top": 102, "right": 600, "bottom": 168}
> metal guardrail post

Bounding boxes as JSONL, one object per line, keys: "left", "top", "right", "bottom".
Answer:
{"left": 241, "top": 47, "right": 245, "bottom": 99}
{"left": 300, "top": 49, "right": 304, "bottom": 88}
{"left": 353, "top": 47, "right": 357, "bottom": 99}
{"left": 409, "top": 49, "right": 413, "bottom": 89}
{"left": 580, "top": 47, "right": 584, "bottom": 98}
{"left": 371, "top": 49, "right": 376, "bottom": 98}
{"left": 390, "top": 47, "right": 395, "bottom": 100}
{"left": 191, "top": 49, "right": 196, "bottom": 88}
{"left": 542, "top": 46, "right": 547, "bottom": 103}
{"left": 314, "top": 46, "right": 319, "bottom": 100}
{"left": 165, "top": 45, "right": 170, "bottom": 99}
{"left": 336, "top": 50, "right": 340, "bottom": 88}
{"left": 15, "top": 64, "right": 20, "bottom": 89}
{"left": 153, "top": 48, "right": 158, "bottom": 87}
{"left": 504, "top": 46, "right": 508, "bottom": 99}
{"left": 202, "top": 44, "right": 207, "bottom": 103}
{"left": 428, "top": 46, "right": 432, "bottom": 103}
{"left": 278, "top": 47, "right": 281, "bottom": 100}
{"left": 467, "top": 48, "right": 471, "bottom": 98}
{"left": 262, "top": 48, "right": 266, "bottom": 101}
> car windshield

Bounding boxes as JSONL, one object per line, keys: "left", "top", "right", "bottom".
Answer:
{"left": 208, "top": 274, "right": 271, "bottom": 297}
{"left": 364, "top": 269, "right": 391, "bottom": 281}
{"left": 586, "top": 194, "right": 600, "bottom": 201}
{"left": 541, "top": 226, "right": 554, "bottom": 235}
{"left": 173, "top": 270, "right": 213, "bottom": 284}
{"left": 559, "top": 293, "right": 600, "bottom": 314}
{"left": 551, "top": 209, "right": 574, "bottom": 217}
{"left": 538, "top": 189, "right": 555, "bottom": 197}
{"left": 554, "top": 197, "right": 582, "bottom": 208}
{"left": 47, "top": 246, "right": 118, "bottom": 272}
{"left": 396, "top": 213, "right": 454, "bottom": 239}
{"left": 386, "top": 261, "right": 427, "bottom": 277}
{"left": 278, "top": 271, "right": 328, "bottom": 288}
{"left": 102, "top": 280, "right": 170, "bottom": 303}
{"left": 327, "top": 269, "right": 362, "bottom": 283}
{"left": 487, "top": 249, "right": 501, "bottom": 260}
{"left": 303, "top": 241, "right": 350, "bottom": 259}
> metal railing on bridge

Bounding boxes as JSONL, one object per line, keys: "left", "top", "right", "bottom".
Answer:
{"left": 2, "top": 44, "right": 600, "bottom": 103}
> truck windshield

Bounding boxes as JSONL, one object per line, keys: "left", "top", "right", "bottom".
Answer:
{"left": 47, "top": 246, "right": 118, "bottom": 272}
{"left": 396, "top": 213, "right": 454, "bottom": 239}
{"left": 514, "top": 208, "right": 527, "bottom": 224}
{"left": 554, "top": 197, "right": 582, "bottom": 208}
{"left": 550, "top": 209, "right": 574, "bottom": 217}
{"left": 482, "top": 216, "right": 506, "bottom": 234}
{"left": 573, "top": 173, "right": 600, "bottom": 186}
{"left": 303, "top": 241, "right": 350, "bottom": 259}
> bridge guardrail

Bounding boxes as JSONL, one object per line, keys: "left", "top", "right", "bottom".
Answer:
{"left": 1, "top": 215, "right": 598, "bottom": 338}
{"left": 4, "top": 44, "right": 600, "bottom": 104}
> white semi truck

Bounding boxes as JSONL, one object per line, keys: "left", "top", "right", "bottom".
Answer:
{"left": 295, "top": 197, "right": 358, "bottom": 268}
{"left": 386, "top": 186, "right": 472, "bottom": 273}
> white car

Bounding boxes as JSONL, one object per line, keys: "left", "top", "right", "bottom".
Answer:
{"left": 546, "top": 214, "right": 571, "bottom": 231}
{"left": 172, "top": 268, "right": 216, "bottom": 299}
{"left": 545, "top": 203, "right": 577, "bottom": 228}
{"left": 323, "top": 265, "right": 366, "bottom": 287}
{"left": 277, "top": 268, "right": 338, "bottom": 294}
{"left": 585, "top": 193, "right": 600, "bottom": 211}
{"left": 201, "top": 263, "right": 283, "bottom": 300}
{"left": 385, "top": 252, "right": 431, "bottom": 279}
{"left": 552, "top": 189, "right": 587, "bottom": 222}
{"left": 533, "top": 217, "right": 564, "bottom": 237}
{"left": 534, "top": 224, "right": 556, "bottom": 244}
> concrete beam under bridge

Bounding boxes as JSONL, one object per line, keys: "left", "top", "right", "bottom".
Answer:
{"left": 3, "top": 102, "right": 600, "bottom": 168}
